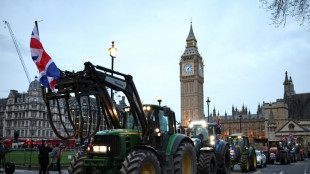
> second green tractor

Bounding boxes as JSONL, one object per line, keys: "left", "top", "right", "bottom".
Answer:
{"left": 228, "top": 133, "right": 257, "bottom": 173}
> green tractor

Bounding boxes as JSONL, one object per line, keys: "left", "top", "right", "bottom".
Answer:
{"left": 42, "top": 62, "right": 197, "bottom": 174}
{"left": 227, "top": 133, "right": 257, "bottom": 173}
{"left": 187, "top": 121, "right": 231, "bottom": 174}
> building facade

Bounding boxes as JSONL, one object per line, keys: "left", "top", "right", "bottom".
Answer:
{"left": 2, "top": 77, "right": 71, "bottom": 140}
{"left": 209, "top": 104, "right": 265, "bottom": 143}
{"left": 180, "top": 24, "right": 204, "bottom": 126}
{"left": 0, "top": 77, "right": 128, "bottom": 141}
{"left": 264, "top": 72, "right": 310, "bottom": 147}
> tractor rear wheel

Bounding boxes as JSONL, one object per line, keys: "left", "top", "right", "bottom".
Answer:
{"left": 120, "top": 150, "right": 161, "bottom": 174}
{"left": 217, "top": 146, "right": 231, "bottom": 174}
{"left": 198, "top": 151, "right": 216, "bottom": 174}
{"left": 173, "top": 141, "right": 197, "bottom": 174}
{"left": 249, "top": 151, "right": 257, "bottom": 171}
{"left": 280, "top": 152, "right": 287, "bottom": 165}
{"left": 240, "top": 154, "right": 250, "bottom": 173}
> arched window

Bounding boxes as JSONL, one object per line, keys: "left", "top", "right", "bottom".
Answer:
{"left": 289, "top": 123, "right": 295, "bottom": 131}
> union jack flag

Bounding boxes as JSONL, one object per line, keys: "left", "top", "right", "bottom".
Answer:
{"left": 282, "top": 136, "right": 287, "bottom": 142}
{"left": 217, "top": 115, "right": 222, "bottom": 130}
{"left": 30, "top": 22, "right": 60, "bottom": 91}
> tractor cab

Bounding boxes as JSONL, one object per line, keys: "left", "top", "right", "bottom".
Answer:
{"left": 121, "top": 104, "right": 177, "bottom": 151}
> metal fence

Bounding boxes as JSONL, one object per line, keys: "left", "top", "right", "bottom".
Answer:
{"left": 4, "top": 148, "right": 77, "bottom": 167}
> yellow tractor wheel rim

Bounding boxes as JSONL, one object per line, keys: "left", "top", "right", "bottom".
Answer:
{"left": 182, "top": 152, "right": 192, "bottom": 173}
{"left": 246, "top": 158, "right": 249, "bottom": 170}
{"left": 140, "top": 162, "right": 155, "bottom": 174}
{"left": 253, "top": 154, "right": 257, "bottom": 167}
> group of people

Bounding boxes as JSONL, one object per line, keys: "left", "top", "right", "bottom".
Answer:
{"left": 38, "top": 140, "right": 63, "bottom": 174}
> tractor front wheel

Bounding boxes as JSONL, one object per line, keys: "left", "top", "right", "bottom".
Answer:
{"left": 173, "top": 141, "right": 197, "bottom": 174}
{"left": 120, "top": 150, "right": 161, "bottom": 174}
{"left": 240, "top": 155, "right": 250, "bottom": 173}
{"left": 198, "top": 152, "right": 216, "bottom": 174}
{"left": 67, "top": 152, "right": 88, "bottom": 174}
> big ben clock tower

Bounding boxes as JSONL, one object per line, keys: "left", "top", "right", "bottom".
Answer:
{"left": 180, "top": 23, "right": 204, "bottom": 126}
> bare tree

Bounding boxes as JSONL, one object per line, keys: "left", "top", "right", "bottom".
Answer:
{"left": 261, "top": 0, "right": 310, "bottom": 28}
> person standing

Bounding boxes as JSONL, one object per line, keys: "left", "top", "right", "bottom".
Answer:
{"left": 38, "top": 140, "right": 52, "bottom": 174}
{"left": 47, "top": 143, "right": 62, "bottom": 174}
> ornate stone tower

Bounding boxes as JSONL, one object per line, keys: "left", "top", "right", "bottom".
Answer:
{"left": 283, "top": 71, "right": 296, "bottom": 102}
{"left": 180, "top": 24, "right": 204, "bottom": 126}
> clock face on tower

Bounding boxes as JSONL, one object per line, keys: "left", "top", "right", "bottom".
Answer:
{"left": 199, "top": 64, "right": 203, "bottom": 75}
{"left": 183, "top": 64, "right": 193, "bottom": 74}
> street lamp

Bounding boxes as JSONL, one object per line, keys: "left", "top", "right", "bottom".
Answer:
{"left": 239, "top": 115, "right": 242, "bottom": 133}
{"left": 206, "top": 97, "right": 211, "bottom": 122}
{"left": 157, "top": 97, "right": 162, "bottom": 107}
{"left": 108, "top": 41, "right": 118, "bottom": 100}
{"left": 28, "top": 120, "right": 35, "bottom": 170}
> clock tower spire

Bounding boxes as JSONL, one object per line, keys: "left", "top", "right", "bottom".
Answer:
{"left": 180, "top": 23, "right": 204, "bottom": 127}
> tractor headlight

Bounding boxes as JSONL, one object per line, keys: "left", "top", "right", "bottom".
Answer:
{"left": 230, "top": 149, "right": 235, "bottom": 155}
{"left": 93, "top": 145, "right": 110, "bottom": 153}
{"left": 210, "top": 135, "right": 215, "bottom": 140}
{"left": 210, "top": 135, "right": 215, "bottom": 145}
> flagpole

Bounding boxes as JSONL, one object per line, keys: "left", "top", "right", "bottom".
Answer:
{"left": 35, "top": 21, "right": 39, "bottom": 35}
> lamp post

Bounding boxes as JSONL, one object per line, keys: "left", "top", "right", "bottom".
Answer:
{"left": 157, "top": 97, "right": 162, "bottom": 107}
{"left": 28, "top": 120, "right": 35, "bottom": 170}
{"left": 206, "top": 97, "right": 211, "bottom": 122}
{"left": 108, "top": 41, "right": 118, "bottom": 100}
{"left": 239, "top": 115, "right": 242, "bottom": 133}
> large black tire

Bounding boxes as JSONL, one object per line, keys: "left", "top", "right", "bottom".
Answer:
{"left": 240, "top": 155, "right": 249, "bottom": 173}
{"left": 217, "top": 146, "right": 231, "bottom": 174}
{"left": 230, "top": 165, "right": 234, "bottom": 171}
{"left": 67, "top": 152, "right": 88, "bottom": 174}
{"left": 4, "top": 162, "right": 15, "bottom": 174}
{"left": 173, "top": 141, "right": 197, "bottom": 174}
{"left": 249, "top": 151, "right": 257, "bottom": 171}
{"left": 280, "top": 152, "right": 287, "bottom": 165}
{"left": 120, "top": 150, "right": 161, "bottom": 174}
{"left": 198, "top": 152, "right": 216, "bottom": 174}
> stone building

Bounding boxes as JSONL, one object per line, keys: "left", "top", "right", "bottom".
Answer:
{"left": 0, "top": 98, "right": 8, "bottom": 138}
{"left": 264, "top": 72, "right": 310, "bottom": 147}
{"left": 2, "top": 77, "right": 71, "bottom": 140}
{"left": 210, "top": 104, "right": 265, "bottom": 143}
{"left": 0, "top": 76, "right": 128, "bottom": 141}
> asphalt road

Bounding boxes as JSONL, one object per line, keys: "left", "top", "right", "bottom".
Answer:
{"left": 232, "top": 158, "right": 309, "bottom": 174}
{"left": 11, "top": 158, "right": 309, "bottom": 174}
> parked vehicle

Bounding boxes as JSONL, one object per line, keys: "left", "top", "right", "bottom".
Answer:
{"left": 3, "top": 138, "right": 32, "bottom": 148}
{"left": 255, "top": 150, "right": 267, "bottom": 167}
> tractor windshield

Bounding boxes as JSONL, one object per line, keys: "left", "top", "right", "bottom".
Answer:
{"left": 123, "top": 111, "right": 142, "bottom": 130}
{"left": 187, "top": 125, "right": 209, "bottom": 141}
{"left": 269, "top": 141, "right": 283, "bottom": 148}
{"left": 228, "top": 137, "right": 244, "bottom": 147}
